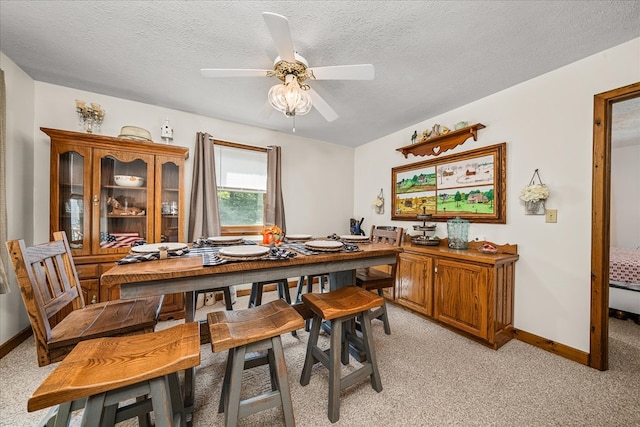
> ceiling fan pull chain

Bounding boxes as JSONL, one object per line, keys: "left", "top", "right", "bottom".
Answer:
{"left": 292, "top": 115, "right": 296, "bottom": 133}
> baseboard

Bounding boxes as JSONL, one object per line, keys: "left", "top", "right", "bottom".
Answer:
{"left": 513, "top": 328, "right": 589, "bottom": 366}
{"left": 0, "top": 326, "right": 32, "bottom": 360}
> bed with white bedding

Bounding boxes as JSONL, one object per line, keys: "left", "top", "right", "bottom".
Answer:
{"left": 609, "top": 247, "right": 640, "bottom": 318}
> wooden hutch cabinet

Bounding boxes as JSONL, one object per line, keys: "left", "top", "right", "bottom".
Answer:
{"left": 44, "top": 128, "right": 189, "bottom": 320}
{"left": 395, "top": 239, "right": 518, "bottom": 349}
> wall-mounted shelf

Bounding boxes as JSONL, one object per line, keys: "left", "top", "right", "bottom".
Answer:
{"left": 396, "top": 123, "right": 486, "bottom": 158}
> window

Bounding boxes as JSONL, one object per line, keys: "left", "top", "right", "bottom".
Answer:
{"left": 214, "top": 141, "right": 268, "bottom": 235}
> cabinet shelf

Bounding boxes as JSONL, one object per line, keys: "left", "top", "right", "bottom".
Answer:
{"left": 104, "top": 185, "right": 148, "bottom": 191}
{"left": 397, "top": 123, "right": 486, "bottom": 158}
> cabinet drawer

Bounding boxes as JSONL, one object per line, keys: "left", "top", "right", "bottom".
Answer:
{"left": 75, "top": 263, "right": 100, "bottom": 280}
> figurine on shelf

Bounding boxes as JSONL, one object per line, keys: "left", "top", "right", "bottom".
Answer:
{"left": 106, "top": 196, "right": 145, "bottom": 216}
{"left": 411, "top": 130, "right": 417, "bottom": 144}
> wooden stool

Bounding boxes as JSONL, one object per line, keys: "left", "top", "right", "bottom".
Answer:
{"left": 300, "top": 286, "right": 384, "bottom": 423}
{"left": 208, "top": 299, "right": 304, "bottom": 427}
{"left": 28, "top": 322, "right": 200, "bottom": 427}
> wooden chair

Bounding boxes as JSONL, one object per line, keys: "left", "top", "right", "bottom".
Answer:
{"left": 208, "top": 299, "right": 304, "bottom": 427}
{"left": 5, "top": 231, "right": 163, "bottom": 367}
{"left": 300, "top": 286, "right": 384, "bottom": 423}
{"left": 28, "top": 322, "right": 200, "bottom": 427}
{"left": 355, "top": 225, "right": 404, "bottom": 335}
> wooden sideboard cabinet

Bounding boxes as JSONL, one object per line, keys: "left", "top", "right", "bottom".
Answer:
{"left": 395, "top": 239, "right": 518, "bottom": 349}
{"left": 44, "top": 128, "right": 189, "bottom": 320}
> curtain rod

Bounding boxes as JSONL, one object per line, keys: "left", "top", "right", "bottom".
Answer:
{"left": 208, "top": 137, "right": 272, "bottom": 151}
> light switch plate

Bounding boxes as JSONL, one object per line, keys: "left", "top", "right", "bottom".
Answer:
{"left": 545, "top": 209, "right": 557, "bottom": 223}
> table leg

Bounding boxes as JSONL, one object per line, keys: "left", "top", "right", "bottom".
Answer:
{"left": 184, "top": 290, "right": 196, "bottom": 426}
{"left": 328, "top": 270, "right": 355, "bottom": 291}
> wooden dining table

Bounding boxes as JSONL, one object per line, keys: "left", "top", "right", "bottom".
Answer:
{"left": 101, "top": 242, "right": 401, "bottom": 423}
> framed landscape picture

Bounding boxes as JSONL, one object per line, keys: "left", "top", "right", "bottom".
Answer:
{"left": 391, "top": 143, "right": 506, "bottom": 223}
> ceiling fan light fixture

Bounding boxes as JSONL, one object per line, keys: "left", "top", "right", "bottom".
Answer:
{"left": 268, "top": 74, "right": 312, "bottom": 116}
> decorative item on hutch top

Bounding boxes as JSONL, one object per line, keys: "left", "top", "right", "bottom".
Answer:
{"left": 75, "top": 100, "right": 105, "bottom": 133}
{"left": 411, "top": 207, "right": 440, "bottom": 246}
{"left": 372, "top": 188, "right": 384, "bottom": 214}
{"left": 520, "top": 169, "right": 549, "bottom": 215}
{"left": 160, "top": 119, "right": 174, "bottom": 144}
{"left": 392, "top": 143, "right": 506, "bottom": 223}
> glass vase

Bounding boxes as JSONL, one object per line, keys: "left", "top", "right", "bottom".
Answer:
{"left": 525, "top": 200, "right": 545, "bottom": 215}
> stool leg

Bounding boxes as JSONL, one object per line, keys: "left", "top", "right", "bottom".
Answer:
{"left": 168, "top": 372, "right": 186, "bottom": 427}
{"left": 295, "top": 277, "right": 304, "bottom": 303}
{"left": 328, "top": 319, "right": 343, "bottom": 423}
{"left": 225, "top": 345, "right": 247, "bottom": 427}
{"left": 82, "top": 393, "right": 108, "bottom": 427}
{"left": 300, "top": 314, "right": 322, "bottom": 386}
{"left": 271, "top": 336, "right": 296, "bottom": 427}
{"left": 279, "top": 280, "right": 292, "bottom": 304}
{"left": 267, "top": 348, "right": 278, "bottom": 392}
{"left": 359, "top": 311, "right": 383, "bottom": 392}
{"left": 248, "top": 284, "right": 258, "bottom": 308}
{"left": 219, "top": 348, "right": 235, "bottom": 413}
{"left": 255, "top": 283, "right": 264, "bottom": 307}
{"left": 149, "top": 376, "right": 176, "bottom": 427}
{"left": 223, "top": 287, "right": 233, "bottom": 310}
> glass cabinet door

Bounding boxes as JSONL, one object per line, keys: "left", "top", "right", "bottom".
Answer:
{"left": 52, "top": 145, "right": 91, "bottom": 255}
{"left": 92, "top": 149, "right": 154, "bottom": 254}
{"left": 157, "top": 159, "right": 182, "bottom": 243}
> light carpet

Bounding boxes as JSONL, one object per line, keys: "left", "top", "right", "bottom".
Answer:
{"left": 1, "top": 291, "right": 639, "bottom": 426}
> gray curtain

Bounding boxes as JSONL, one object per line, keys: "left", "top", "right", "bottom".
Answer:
{"left": 0, "top": 69, "right": 9, "bottom": 294}
{"left": 266, "top": 145, "right": 286, "bottom": 231}
{"left": 188, "top": 132, "right": 221, "bottom": 241}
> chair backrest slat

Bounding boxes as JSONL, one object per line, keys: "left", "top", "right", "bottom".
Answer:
{"left": 370, "top": 226, "right": 403, "bottom": 246}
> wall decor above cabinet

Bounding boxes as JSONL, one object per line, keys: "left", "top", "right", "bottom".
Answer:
{"left": 397, "top": 123, "right": 486, "bottom": 158}
{"left": 392, "top": 143, "right": 506, "bottom": 223}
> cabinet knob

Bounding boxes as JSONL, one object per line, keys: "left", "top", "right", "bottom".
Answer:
{"left": 93, "top": 195, "right": 99, "bottom": 206}
{"left": 91, "top": 295, "right": 97, "bottom": 304}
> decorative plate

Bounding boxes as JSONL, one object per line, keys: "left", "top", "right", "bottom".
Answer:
{"left": 340, "top": 235, "right": 369, "bottom": 241}
{"left": 304, "top": 240, "right": 344, "bottom": 251}
{"left": 131, "top": 242, "right": 188, "bottom": 253}
{"left": 286, "top": 234, "right": 312, "bottom": 240}
{"left": 218, "top": 245, "right": 270, "bottom": 257}
{"left": 478, "top": 243, "right": 498, "bottom": 254}
{"left": 207, "top": 236, "right": 244, "bottom": 245}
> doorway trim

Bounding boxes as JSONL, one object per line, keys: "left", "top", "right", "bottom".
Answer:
{"left": 590, "top": 81, "right": 640, "bottom": 370}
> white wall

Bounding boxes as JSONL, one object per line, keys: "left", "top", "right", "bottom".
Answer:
{"left": 354, "top": 38, "right": 640, "bottom": 352}
{"left": 611, "top": 144, "right": 640, "bottom": 248}
{"left": 0, "top": 53, "right": 35, "bottom": 344}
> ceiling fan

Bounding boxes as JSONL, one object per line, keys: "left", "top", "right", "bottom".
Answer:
{"left": 200, "top": 12, "right": 375, "bottom": 123}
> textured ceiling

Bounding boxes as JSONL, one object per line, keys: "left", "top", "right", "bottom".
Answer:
{"left": 1, "top": 1, "right": 639, "bottom": 147}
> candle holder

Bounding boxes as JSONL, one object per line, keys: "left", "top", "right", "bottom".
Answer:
{"left": 75, "top": 100, "right": 105, "bottom": 133}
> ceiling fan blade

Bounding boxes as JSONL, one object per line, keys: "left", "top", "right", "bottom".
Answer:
{"left": 308, "top": 87, "right": 338, "bottom": 122}
{"left": 262, "top": 12, "right": 296, "bottom": 63}
{"left": 200, "top": 69, "right": 271, "bottom": 78}
{"left": 309, "top": 64, "right": 375, "bottom": 80}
